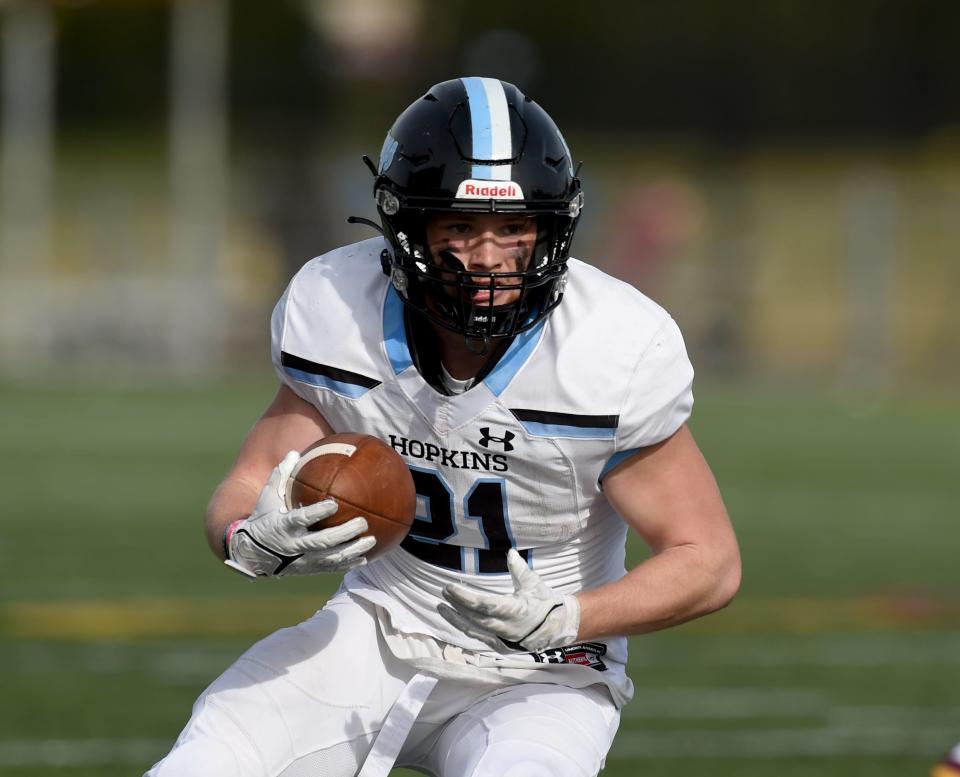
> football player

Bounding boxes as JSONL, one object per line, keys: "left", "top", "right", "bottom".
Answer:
{"left": 146, "top": 77, "right": 740, "bottom": 777}
{"left": 933, "top": 744, "right": 960, "bottom": 777}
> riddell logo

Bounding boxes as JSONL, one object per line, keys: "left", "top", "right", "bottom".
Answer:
{"left": 455, "top": 179, "right": 525, "bottom": 200}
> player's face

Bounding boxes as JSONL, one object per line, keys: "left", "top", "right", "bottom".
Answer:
{"left": 424, "top": 213, "right": 538, "bottom": 307}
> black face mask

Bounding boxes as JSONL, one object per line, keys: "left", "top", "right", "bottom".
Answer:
{"left": 381, "top": 215, "right": 570, "bottom": 349}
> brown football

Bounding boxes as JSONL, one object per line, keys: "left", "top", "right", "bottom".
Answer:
{"left": 285, "top": 433, "right": 416, "bottom": 561}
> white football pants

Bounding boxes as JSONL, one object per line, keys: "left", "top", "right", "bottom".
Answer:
{"left": 145, "top": 591, "right": 620, "bottom": 777}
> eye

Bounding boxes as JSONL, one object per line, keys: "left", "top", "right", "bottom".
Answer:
{"left": 502, "top": 221, "right": 531, "bottom": 236}
{"left": 437, "top": 221, "right": 472, "bottom": 236}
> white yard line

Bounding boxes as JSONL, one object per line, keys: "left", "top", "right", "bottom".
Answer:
{"left": 624, "top": 688, "right": 960, "bottom": 736}
{"left": 632, "top": 633, "right": 960, "bottom": 668}
{"left": 0, "top": 739, "right": 168, "bottom": 767}
{"left": 2, "top": 725, "right": 953, "bottom": 767}
{"left": 4, "top": 595, "right": 960, "bottom": 640}
{"left": 624, "top": 687, "right": 829, "bottom": 718}
{"left": 609, "top": 726, "right": 959, "bottom": 758}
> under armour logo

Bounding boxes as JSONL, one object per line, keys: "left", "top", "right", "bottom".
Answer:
{"left": 538, "top": 649, "right": 565, "bottom": 663}
{"left": 478, "top": 428, "right": 515, "bottom": 451}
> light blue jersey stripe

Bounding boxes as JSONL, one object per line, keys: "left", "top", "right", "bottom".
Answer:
{"left": 599, "top": 448, "right": 642, "bottom": 480}
{"left": 284, "top": 368, "right": 372, "bottom": 399}
{"left": 517, "top": 421, "right": 618, "bottom": 440}
{"left": 483, "top": 320, "right": 545, "bottom": 397}
{"left": 382, "top": 287, "right": 413, "bottom": 374}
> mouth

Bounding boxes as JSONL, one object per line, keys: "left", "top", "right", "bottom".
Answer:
{"left": 468, "top": 285, "right": 522, "bottom": 307}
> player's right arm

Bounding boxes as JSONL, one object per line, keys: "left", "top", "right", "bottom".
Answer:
{"left": 204, "top": 384, "right": 377, "bottom": 579}
{"left": 205, "top": 384, "right": 334, "bottom": 560}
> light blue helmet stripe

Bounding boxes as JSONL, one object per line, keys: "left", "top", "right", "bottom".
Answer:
{"left": 462, "top": 77, "right": 494, "bottom": 162}
{"left": 379, "top": 134, "right": 398, "bottom": 174}
{"left": 461, "top": 77, "right": 512, "bottom": 181}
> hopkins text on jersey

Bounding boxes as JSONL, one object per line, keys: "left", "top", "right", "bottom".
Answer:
{"left": 389, "top": 435, "right": 509, "bottom": 473}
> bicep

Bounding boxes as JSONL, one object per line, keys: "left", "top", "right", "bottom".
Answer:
{"left": 602, "top": 425, "right": 736, "bottom": 555}
{"left": 228, "top": 384, "right": 334, "bottom": 488}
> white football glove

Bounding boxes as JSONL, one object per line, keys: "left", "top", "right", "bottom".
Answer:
{"left": 438, "top": 548, "right": 581, "bottom": 653}
{"left": 224, "top": 451, "right": 376, "bottom": 578}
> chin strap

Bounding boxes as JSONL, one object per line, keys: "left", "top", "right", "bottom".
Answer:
{"left": 465, "top": 335, "right": 491, "bottom": 356}
{"left": 435, "top": 250, "right": 521, "bottom": 348}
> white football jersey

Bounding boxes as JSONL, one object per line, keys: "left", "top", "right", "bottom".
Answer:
{"left": 271, "top": 237, "right": 694, "bottom": 700}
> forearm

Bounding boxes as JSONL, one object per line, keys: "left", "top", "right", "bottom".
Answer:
{"left": 203, "top": 385, "right": 334, "bottom": 561}
{"left": 575, "top": 542, "right": 740, "bottom": 641}
{"left": 204, "top": 475, "right": 262, "bottom": 560}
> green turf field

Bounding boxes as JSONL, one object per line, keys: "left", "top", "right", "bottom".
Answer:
{"left": 1, "top": 379, "right": 957, "bottom": 776}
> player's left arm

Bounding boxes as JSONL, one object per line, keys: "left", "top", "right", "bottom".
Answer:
{"left": 439, "top": 316, "right": 738, "bottom": 652}
{"left": 576, "top": 423, "right": 740, "bottom": 641}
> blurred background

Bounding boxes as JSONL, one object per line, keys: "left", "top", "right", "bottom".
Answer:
{"left": 1, "top": 0, "right": 959, "bottom": 387}
{"left": 0, "top": 1, "right": 957, "bottom": 775}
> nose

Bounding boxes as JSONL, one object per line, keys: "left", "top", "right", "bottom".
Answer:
{"left": 464, "top": 232, "right": 502, "bottom": 272}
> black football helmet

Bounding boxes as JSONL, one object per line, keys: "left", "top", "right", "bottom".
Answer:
{"left": 372, "top": 77, "right": 583, "bottom": 343}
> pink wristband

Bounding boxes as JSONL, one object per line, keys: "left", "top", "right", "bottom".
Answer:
{"left": 223, "top": 519, "right": 244, "bottom": 559}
